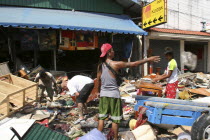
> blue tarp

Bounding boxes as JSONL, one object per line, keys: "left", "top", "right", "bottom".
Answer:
{"left": 0, "top": 7, "right": 147, "bottom": 35}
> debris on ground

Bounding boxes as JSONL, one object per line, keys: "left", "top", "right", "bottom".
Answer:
{"left": 2, "top": 71, "right": 210, "bottom": 140}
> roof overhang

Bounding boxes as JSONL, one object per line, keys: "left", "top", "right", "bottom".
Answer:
{"left": 148, "top": 28, "right": 210, "bottom": 41}
{"left": 0, "top": 6, "right": 147, "bottom": 35}
{"left": 115, "top": 0, "right": 142, "bottom": 17}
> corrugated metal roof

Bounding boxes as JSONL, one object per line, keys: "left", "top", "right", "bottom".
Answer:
{"left": 0, "top": 7, "right": 147, "bottom": 35}
{"left": 150, "top": 28, "right": 210, "bottom": 36}
{"left": 0, "top": 0, "right": 123, "bottom": 14}
{"left": 23, "top": 123, "right": 69, "bottom": 140}
{"left": 115, "top": 0, "right": 141, "bottom": 15}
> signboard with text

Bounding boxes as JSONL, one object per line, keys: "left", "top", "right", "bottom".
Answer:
{"left": 142, "top": 0, "right": 167, "bottom": 29}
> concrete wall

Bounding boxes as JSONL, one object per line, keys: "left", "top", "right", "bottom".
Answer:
{"left": 146, "top": 0, "right": 210, "bottom": 31}
{"left": 149, "top": 39, "right": 180, "bottom": 74}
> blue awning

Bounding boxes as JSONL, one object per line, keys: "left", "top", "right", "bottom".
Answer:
{"left": 0, "top": 7, "right": 147, "bottom": 35}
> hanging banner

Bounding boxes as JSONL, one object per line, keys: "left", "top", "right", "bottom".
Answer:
{"left": 142, "top": 0, "right": 167, "bottom": 29}
{"left": 20, "top": 29, "right": 38, "bottom": 50}
{"left": 59, "top": 31, "right": 76, "bottom": 50}
{"left": 39, "top": 30, "right": 56, "bottom": 50}
{"left": 59, "top": 31, "right": 98, "bottom": 51}
{"left": 76, "top": 31, "right": 96, "bottom": 50}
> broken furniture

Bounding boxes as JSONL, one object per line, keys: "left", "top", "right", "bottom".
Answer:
{"left": 0, "top": 118, "right": 69, "bottom": 140}
{"left": 134, "top": 96, "right": 210, "bottom": 139}
{"left": 188, "top": 88, "right": 210, "bottom": 96}
{"left": 0, "top": 74, "right": 38, "bottom": 120}
{"left": 134, "top": 96, "right": 210, "bottom": 126}
{"left": 135, "top": 82, "right": 162, "bottom": 97}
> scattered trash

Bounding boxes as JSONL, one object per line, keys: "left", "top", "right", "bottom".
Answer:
{"left": 79, "top": 128, "right": 106, "bottom": 140}
{"left": 177, "top": 132, "right": 191, "bottom": 140}
{"left": 2, "top": 71, "right": 210, "bottom": 140}
{"left": 132, "top": 123, "right": 157, "bottom": 140}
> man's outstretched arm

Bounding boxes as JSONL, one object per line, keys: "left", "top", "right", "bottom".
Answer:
{"left": 114, "top": 56, "right": 160, "bottom": 69}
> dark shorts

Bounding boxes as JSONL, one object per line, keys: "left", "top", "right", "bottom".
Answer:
{"left": 76, "top": 83, "right": 94, "bottom": 103}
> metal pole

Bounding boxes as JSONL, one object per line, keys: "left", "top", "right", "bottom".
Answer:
{"left": 54, "top": 48, "right": 56, "bottom": 71}
{"left": 137, "top": 35, "right": 142, "bottom": 75}
{"left": 8, "top": 37, "right": 13, "bottom": 61}
{"left": 143, "top": 36, "right": 148, "bottom": 76}
{"left": 180, "top": 40, "right": 185, "bottom": 73}
{"left": 141, "top": 0, "right": 148, "bottom": 76}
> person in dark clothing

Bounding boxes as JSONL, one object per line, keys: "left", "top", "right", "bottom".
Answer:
{"left": 34, "top": 70, "right": 57, "bottom": 101}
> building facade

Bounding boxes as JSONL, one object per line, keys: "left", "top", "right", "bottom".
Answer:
{"left": 0, "top": 0, "right": 146, "bottom": 78}
{"left": 143, "top": 0, "right": 210, "bottom": 74}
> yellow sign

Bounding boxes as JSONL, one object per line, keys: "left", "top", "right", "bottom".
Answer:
{"left": 142, "top": 0, "right": 167, "bottom": 29}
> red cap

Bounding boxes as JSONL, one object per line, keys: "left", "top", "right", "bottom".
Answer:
{"left": 100, "top": 43, "right": 112, "bottom": 57}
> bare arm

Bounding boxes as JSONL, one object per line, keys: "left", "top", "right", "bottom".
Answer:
{"left": 96, "top": 69, "right": 102, "bottom": 94}
{"left": 48, "top": 73, "right": 57, "bottom": 87}
{"left": 75, "top": 92, "right": 80, "bottom": 97}
{"left": 114, "top": 56, "right": 160, "bottom": 69}
{"left": 34, "top": 74, "right": 40, "bottom": 82}
{"left": 153, "top": 70, "right": 173, "bottom": 82}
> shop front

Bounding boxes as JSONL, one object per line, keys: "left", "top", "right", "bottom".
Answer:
{"left": 145, "top": 28, "right": 210, "bottom": 75}
{"left": 0, "top": 6, "right": 147, "bottom": 78}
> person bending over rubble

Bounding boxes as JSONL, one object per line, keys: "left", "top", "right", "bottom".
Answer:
{"left": 66, "top": 75, "right": 94, "bottom": 124}
{"left": 153, "top": 50, "right": 178, "bottom": 99}
{"left": 97, "top": 43, "right": 160, "bottom": 140}
{"left": 35, "top": 70, "right": 57, "bottom": 102}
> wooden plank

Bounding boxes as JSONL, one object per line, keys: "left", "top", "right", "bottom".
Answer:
{"left": 189, "top": 88, "right": 210, "bottom": 96}
{"left": 0, "top": 92, "right": 7, "bottom": 102}
{"left": 160, "top": 115, "right": 199, "bottom": 126}
{"left": 0, "top": 81, "right": 22, "bottom": 94}
{"left": 24, "top": 84, "right": 38, "bottom": 91}
{"left": 10, "top": 74, "right": 36, "bottom": 88}
{"left": 3, "top": 97, "right": 9, "bottom": 119}
{"left": 135, "top": 82, "right": 163, "bottom": 90}
{"left": 0, "top": 74, "right": 12, "bottom": 84}
{"left": 162, "top": 108, "right": 194, "bottom": 117}
{"left": 0, "top": 74, "right": 38, "bottom": 120}
{"left": 23, "top": 90, "right": 25, "bottom": 106}
{"left": 135, "top": 96, "right": 210, "bottom": 107}
{"left": 8, "top": 74, "right": 13, "bottom": 84}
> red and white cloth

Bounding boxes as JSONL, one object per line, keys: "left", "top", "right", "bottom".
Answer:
{"left": 165, "top": 81, "right": 178, "bottom": 99}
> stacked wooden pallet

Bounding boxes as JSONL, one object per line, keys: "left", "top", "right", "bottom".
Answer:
{"left": 0, "top": 74, "right": 38, "bottom": 120}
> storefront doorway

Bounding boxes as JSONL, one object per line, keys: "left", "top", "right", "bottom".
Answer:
{"left": 185, "top": 41, "right": 208, "bottom": 73}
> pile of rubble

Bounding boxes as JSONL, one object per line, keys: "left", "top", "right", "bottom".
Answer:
{"left": 2, "top": 71, "right": 210, "bottom": 140}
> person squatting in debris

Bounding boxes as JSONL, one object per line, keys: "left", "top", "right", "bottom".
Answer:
{"left": 34, "top": 70, "right": 58, "bottom": 102}
{"left": 153, "top": 50, "right": 178, "bottom": 99}
{"left": 66, "top": 75, "right": 94, "bottom": 124}
{"left": 97, "top": 43, "right": 160, "bottom": 140}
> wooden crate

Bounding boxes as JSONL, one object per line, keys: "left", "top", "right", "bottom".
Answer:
{"left": 0, "top": 74, "right": 38, "bottom": 120}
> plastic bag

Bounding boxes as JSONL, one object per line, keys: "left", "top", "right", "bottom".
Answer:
{"left": 79, "top": 128, "right": 106, "bottom": 140}
{"left": 181, "top": 51, "right": 197, "bottom": 71}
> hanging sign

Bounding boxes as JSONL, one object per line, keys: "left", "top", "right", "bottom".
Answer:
{"left": 20, "top": 29, "right": 38, "bottom": 50}
{"left": 39, "top": 30, "right": 56, "bottom": 50}
{"left": 142, "top": 0, "right": 167, "bottom": 29}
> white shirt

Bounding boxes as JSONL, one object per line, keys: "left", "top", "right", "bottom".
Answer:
{"left": 166, "top": 59, "right": 178, "bottom": 83}
{"left": 67, "top": 75, "right": 93, "bottom": 96}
